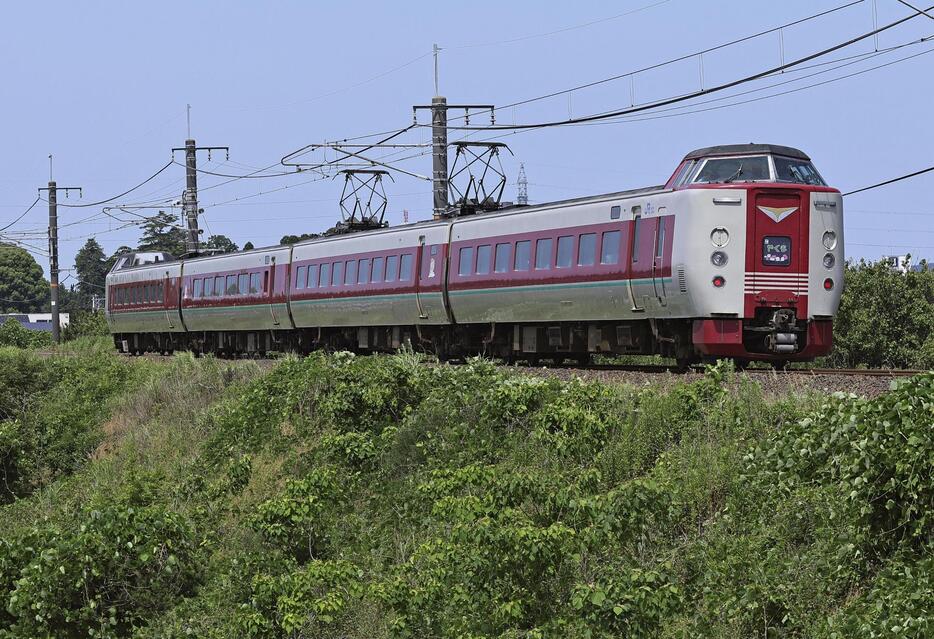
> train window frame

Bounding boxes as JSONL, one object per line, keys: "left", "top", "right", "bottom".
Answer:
{"left": 345, "top": 260, "right": 357, "bottom": 285}
{"left": 578, "top": 233, "right": 597, "bottom": 267}
{"left": 385, "top": 255, "right": 399, "bottom": 282}
{"left": 514, "top": 240, "right": 531, "bottom": 271}
{"left": 400, "top": 253, "right": 414, "bottom": 281}
{"left": 556, "top": 235, "right": 573, "bottom": 268}
{"left": 238, "top": 274, "right": 249, "bottom": 295}
{"left": 691, "top": 155, "right": 772, "bottom": 184}
{"left": 332, "top": 261, "right": 344, "bottom": 287}
{"left": 476, "top": 244, "right": 491, "bottom": 275}
{"left": 250, "top": 272, "right": 261, "bottom": 294}
{"left": 215, "top": 276, "right": 225, "bottom": 297}
{"left": 307, "top": 264, "right": 319, "bottom": 289}
{"left": 158, "top": 283, "right": 164, "bottom": 303}
{"left": 296, "top": 265, "right": 307, "bottom": 289}
{"left": 371, "top": 256, "right": 385, "bottom": 283}
{"left": 204, "top": 276, "right": 214, "bottom": 297}
{"left": 193, "top": 279, "right": 203, "bottom": 299}
{"left": 535, "top": 238, "right": 553, "bottom": 270}
{"left": 226, "top": 275, "right": 238, "bottom": 296}
{"left": 610, "top": 205, "right": 621, "bottom": 220}
{"left": 655, "top": 219, "right": 666, "bottom": 259}
{"left": 459, "top": 246, "right": 474, "bottom": 277}
{"left": 672, "top": 159, "right": 697, "bottom": 186}
{"left": 494, "top": 243, "right": 511, "bottom": 273}
{"left": 772, "top": 155, "right": 826, "bottom": 186}
{"left": 358, "top": 258, "right": 371, "bottom": 284}
{"left": 632, "top": 214, "right": 642, "bottom": 262}
{"left": 319, "top": 262, "right": 331, "bottom": 287}
{"left": 601, "top": 230, "right": 621, "bottom": 265}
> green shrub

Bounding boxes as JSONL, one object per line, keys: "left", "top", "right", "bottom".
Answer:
{"left": 0, "top": 318, "right": 53, "bottom": 349}
{"left": 62, "top": 310, "right": 109, "bottom": 341}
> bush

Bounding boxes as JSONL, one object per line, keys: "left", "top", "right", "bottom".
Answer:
{"left": 63, "top": 310, "right": 109, "bottom": 341}
{"left": 0, "top": 318, "right": 53, "bottom": 349}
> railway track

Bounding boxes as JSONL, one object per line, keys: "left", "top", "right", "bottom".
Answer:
{"left": 537, "top": 363, "right": 925, "bottom": 377}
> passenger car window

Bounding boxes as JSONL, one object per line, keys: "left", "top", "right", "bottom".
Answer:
{"left": 345, "top": 260, "right": 357, "bottom": 285}
{"left": 514, "top": 240, "right": 531, "bottom": 271}
{"left": 371, "top": 256, "right": 385, "bottom": 282}
{"left": 385, "top": 255, "right": 399, "bottom": 282}
{"left": 319, "top": 262, "right": 331, "bottom": 287}
{"left": 459, "top": 246, "right": 474, "bottom": 276}
{"left": 250, "top": 272, "right": 261, "bottom": 294}
{"left": 332, "top": 261, "right": 344, "bottom": 286}
{"left": 358, "top": 258, "right": 370, "bottom": 284}
{"left": 476, "top": 245, "right": 491, "bottom": 274}
{"left": 601, "top": 230, "right": 621, "bottom": 265}
{"left": 203, "top": 277, "right": 214, "bottom": 297}
{"left": 400, "top": 254, "right": 414, "bottom": 281}
{"left": 215, "top": 276, "right": 225, "bottom": 296}
{"left": 535, "top": 238, "right": 552, "bottom": 270}
{"left": 296, "top": 266, "right": 307, "bottom": 289}
{"left": 656, "top": 219, "right": 665, "bottom": 259}
{"left": 494, "top": 243, "right": 510, "bottom": 273}
{"left": 307, "top": 265, "right": 319, "bottom": 289}
{"left": 193, "top": 279, "right": 203, "bottom": 298}
{"left": 226, "top": 275, "right": 238, "bottom": 295}
{"left": 578, "top": 234, "right": 596, "bottom": 266}
{"left": 556, "top": 235, "right": 573, "bottom": 268}
{"left": 238, "top": 274, "right": 249, "bottom": 295}
{"left": 611, "top": 205, "right": 621, "bottom": 220}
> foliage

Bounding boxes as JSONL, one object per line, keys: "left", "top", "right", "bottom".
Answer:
{"left": 243, "top": 241, "right": 255, "bottom": 251}
{"left": 830, "top": 259, "right": 934, "bottom": 368}
{"left": 137, "top": 210, "right": 186, "bottom": 257}
{"left": 62, "top": 310, "right": 109, "bottom": 341}
{"left": 0, "top": 318, "right": 53, "bottom": 349}
{"left": 204, "top": 234, "right": 239, "bottom": 254}
{"left": 280, "top": 233, "right": 318, "bottom": 245}
{"left": 2, "top": 351, "right": 933, "bottom": 638}
{"left": 0, "top": 243, "right": 48, "bottom": 313}
{"left": 74, "top": 238, "right": 108, "bottom": 308}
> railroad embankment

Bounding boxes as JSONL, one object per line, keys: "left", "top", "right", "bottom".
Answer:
{"left": 0, "top": 340, "right": 931, "bottom": 638}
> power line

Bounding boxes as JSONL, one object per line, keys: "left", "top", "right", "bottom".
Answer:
{"left": 438, "top": 2, "right": 932, "bottom": 131}
{"left": 46, "top": 161, "right": 174, "bottom": 208}
{"left": 0, "top": 196, "right": 41, "bottom": 233}
{"left": 843, "top": 165, "right": 934, "bottom": 196}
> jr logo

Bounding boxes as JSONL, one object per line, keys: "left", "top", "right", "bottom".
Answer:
{"left": 757, "top": 206, "right": 798, "bottom": 223}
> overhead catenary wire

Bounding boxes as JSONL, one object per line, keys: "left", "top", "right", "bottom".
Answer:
{"left": 843, "top": 165, "right": 934, "bottom": 196}
{"left": 0, "top": 196, "right": 41, "bottom": 233}
{"left": 45, "top": 160, "right": 174, "bottom": 208}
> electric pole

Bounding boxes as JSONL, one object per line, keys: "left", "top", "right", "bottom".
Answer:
{"left": 171, "top": 137, "right": 228, "bottom": 256}
{"left": 39, "top": 173, "right": 82, "bottom": 343}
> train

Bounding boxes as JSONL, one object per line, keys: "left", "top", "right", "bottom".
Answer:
{"left": 105, "top": 143, "right": 844, "bottom": 365}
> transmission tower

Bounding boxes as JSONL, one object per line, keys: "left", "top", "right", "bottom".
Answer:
{"left": 517, "top": 163, "right": 528, "bottom": 206}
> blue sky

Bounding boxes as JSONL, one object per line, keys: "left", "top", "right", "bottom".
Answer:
{"left": 1, "top": 0, "right": 932, "bottom": 279}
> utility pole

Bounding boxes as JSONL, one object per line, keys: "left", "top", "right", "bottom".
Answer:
{"left": 171, "top": 137, "right": 228, "bottom": 255}
{"left": 39, "top": 168, "right": 82, "bottom": 343}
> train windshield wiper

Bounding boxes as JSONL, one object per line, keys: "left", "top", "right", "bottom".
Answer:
{"left": 722, "top": 164, "right": 743, "bottom": 183}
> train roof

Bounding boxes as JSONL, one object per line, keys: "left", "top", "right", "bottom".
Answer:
{"left": 683, "top": 144, "right": 810, "bottom": 161}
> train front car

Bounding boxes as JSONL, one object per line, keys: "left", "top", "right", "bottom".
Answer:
{"left": 669, "top": 144, "right": 844, "bottom": 363}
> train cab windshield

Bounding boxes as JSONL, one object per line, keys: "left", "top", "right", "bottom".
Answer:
{"left": 679, "top": 153, "right": 826, "bottom": 186}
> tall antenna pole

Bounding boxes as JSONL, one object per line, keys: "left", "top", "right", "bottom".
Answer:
{"left": 433, "top": 43, "right": 440, "bottom": 96}
{"left": 517, "top": 163, "right": 528, "bottom": 205}
{"left": 431, "top": 44, "right": 447, "bottom": 219}
{"left": 172, "top": 138, "right": 229, "bottom": 256}
{"left": 186, "top": 103, "right": 191, "bottom": 138}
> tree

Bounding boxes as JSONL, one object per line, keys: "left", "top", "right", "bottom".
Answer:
{"left": 280, "top": 233, "right": 318, "bottom": 245}
{"left": 0, "top": 243, "right": 48, "bottom": 313}
{"left": 243, "top": 241, "right": 255, "bottom": 251}
{"left": 204, "top": 234, "right": 239, "bottom": 254}
{"left": 137, "top": 211, "right": 186, "bottom": 256}
{"left": 73, "top": 238, "right": 107, "bottom": 309}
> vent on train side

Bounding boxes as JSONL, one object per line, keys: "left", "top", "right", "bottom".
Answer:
{"left": 677, "top": 265, "right": 688, "bottom": 293}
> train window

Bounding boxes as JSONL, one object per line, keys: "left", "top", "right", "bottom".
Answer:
{"left": 459, "top": 246, "right": 474, "bottom": 276}
{"left": 535, "top": 238, "right": 552, "bottom": 270}
{"left": 671, "top": 160, "right": 696, "bottom": 186}
{"left": 238, "top": 274, "right": 249, "bottom": 295}
{"left": 358, "top": 258, "right": 370, "bottom": 284}
{"left": 345, "top": 260, "right": 357, "bottom": 285}
{"left": 692, "top": 156, "right": 770, "bottom": 184}
{"left": 226, "top": 275, "right": 238, "bottom": 295}
{"left": 204, "top": 277, "right": 214, "bottom": 297}
{"left": 494, "top": 243, "right": 510, "bottom": 273}
{"left": 332, "top": 261, "right": 344, "bottom": 287}
{"left": 158, "top": 284, "right": 164, "bottom": 303}
{"left": 296, "top": 266, "right": 307, "bottom": 289}
{"left": 371, "top": 256, "right": 385, "bottom": 283}
{"left": 601, "top": 231, "right": 621, "bottom": 265}
{"left": 263, "top": 271, "right": 269, "bottom": 293}
{"left": 655, "top": 219, "right": 666, "bottom": 259}
{"left": 476, "top": 245, "right": 491, "bottom": 274}
{"left": 307, "top": 265, "right": 319, "bottom": 289}
{"left": 632, "top": 216, "right": 642, "bottom": 262}
{"left": 514, "top": 240, "right": 531, "bottom": 271}
{"left": 556, "top": 235, "right": 573, "bottom": 268}
{"left": 117, "top": 288, "right": 123, "bottom": 305}
{"left": 193, "top": 279, "right": 203, "bottom": 299}
{"left": 611, "top": 205, "right": 621, "bottom": 220}
{"left": 319, "top": 262, "right": 331, "bottom": 287}
{"left": 773, "top": 156, "right": 825, "bottom": 185}
{"left": 578, "top": 234, "right": 597, "bottom": 266}
{"left": 250, "top": 272, "right": 261, "bottom": 294}
{"left": 385, "top": 255, "right": 399, "bottom": 282}
{"left": 215, "top": 276, "right": 225, "bottom": 297}
{"left": 400, "top": 254, "right": 414, "bottom": 281}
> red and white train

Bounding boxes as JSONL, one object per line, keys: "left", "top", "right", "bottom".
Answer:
{"left": 105, "top": 144, "right": 844, "bottom": 364}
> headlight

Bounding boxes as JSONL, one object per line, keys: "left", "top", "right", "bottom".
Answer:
{"left": 711, "top": 250, "right": 728, "bottom": 267}
{"left": 823, "top": 253, "right": 835, "bottom": 269}
{"left": 710, "top": 227, "right": 730, "bottom": 247}
{"left": 822, "top": 230, "right": 837, "bottom": 250}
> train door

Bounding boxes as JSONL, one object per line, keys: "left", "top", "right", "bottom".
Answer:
{"left": 652, "top": 215, "right": 668, "bottom": 307}
{"left": 164, "top": 273, "right": 176, "bottom": 329}
{"left": 268, "top": 257, "right": 281, "bottom": 326}
{"left": 750, "top": 190, "right": 807, "bottom": 310}
{"left": 628, "top": 206, "right": 658, "bottom": 311}
{"left": 415, "top": 236, "right": 428, "bottom": 320}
